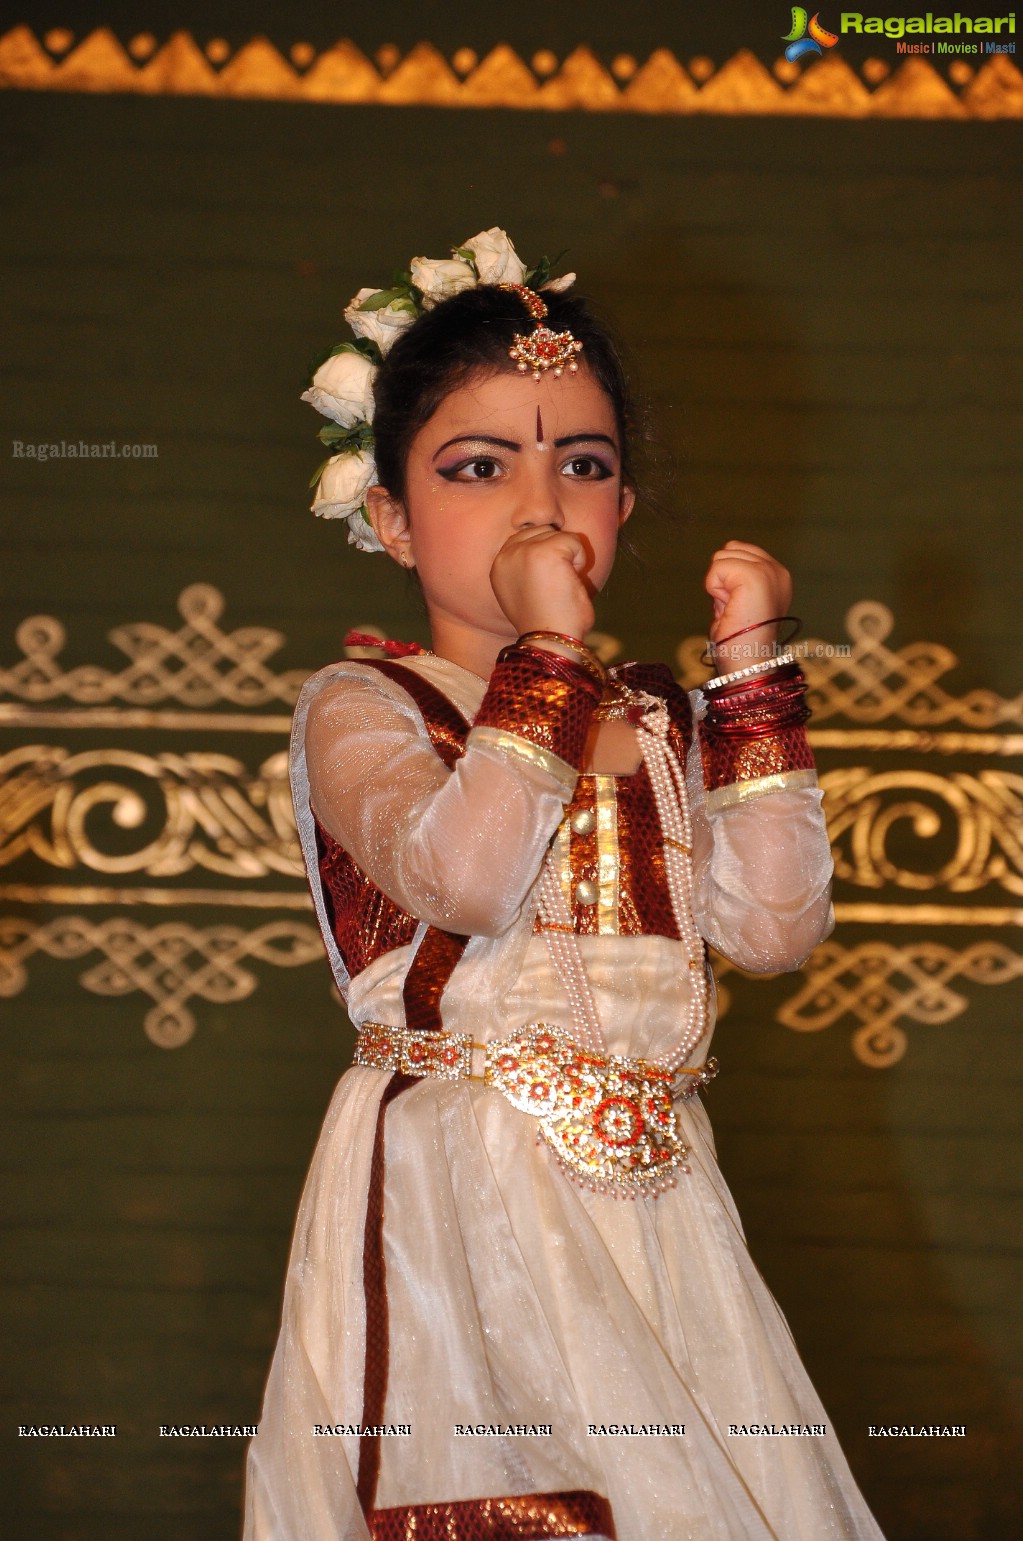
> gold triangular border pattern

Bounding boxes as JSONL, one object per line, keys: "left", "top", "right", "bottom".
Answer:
{"left": 1, "top": 26, "right": 1021, "bottom": 117}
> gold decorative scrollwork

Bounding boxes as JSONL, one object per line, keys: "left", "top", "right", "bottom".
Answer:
{"left": 781, "top": 939, "right": 1022, "bottom": 1068}
{"left": 1, "top": 27, "right": 1021, "bottom": 119}
{"left": 0, "top": 583, "right": 305, "bottom": 709}
{"left": 0, "top": 914, "right": 323, "bottom": 1048}
{"left": 714, "top": 941, "right": 1023, "bottom": 1067}
{"left": 821, "top": 767, "right": 1023, "bottom": 895}
{"left": 0, "top": 745, "right": 299, "bottom": 879}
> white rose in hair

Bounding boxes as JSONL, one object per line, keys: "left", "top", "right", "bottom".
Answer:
{"left": 311, "top": 449, "right": 376, "bottom": 521}
{"left": 539, "top": 272, "right": 576, "bottom": 293}
{"left": 461, "top": 227, "right": 527, "bottom": 286}
{"left": 410, "top": 256, "right": 476, "bottom": 307}
{"left": 300, "top": 350, "right": 376, "bottom": 426}
{"left": 344, "top": 287, "right": 416, "bottom": 356}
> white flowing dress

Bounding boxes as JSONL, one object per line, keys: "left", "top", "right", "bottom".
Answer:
{"left": 243, "top": 652, "right": 885, "bottom": 1541}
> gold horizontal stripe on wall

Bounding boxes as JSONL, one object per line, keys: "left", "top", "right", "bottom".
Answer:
{"left": 1, "top": 26, "right": 1022, "bottom": 118}
{"left": 2, "top": 586, "right": 1020, "bottom": 1061}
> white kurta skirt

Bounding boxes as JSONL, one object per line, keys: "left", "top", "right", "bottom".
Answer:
{"left": 244, "top": 1047, "right": 885, "bottom": 1540}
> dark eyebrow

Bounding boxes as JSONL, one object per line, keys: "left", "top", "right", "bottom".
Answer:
{"left": 553, "top": 433, "right": 618, "bottom": 450}
{"left": 432, "top": 435, "right": 521, "bottom": 460}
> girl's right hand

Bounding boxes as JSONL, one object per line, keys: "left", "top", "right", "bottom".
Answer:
{"left": 490, "top": 526, "right": 596, "bottom": 642}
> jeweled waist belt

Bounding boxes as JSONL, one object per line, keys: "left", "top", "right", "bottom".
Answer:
{"left": 354, "top": 1020, "right": 719, "bottom": 1199}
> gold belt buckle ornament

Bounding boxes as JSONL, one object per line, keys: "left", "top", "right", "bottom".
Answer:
{"left": 355, "top": 1022, "right": 473, "bottom": 1079}
{"left": 485, "top": 1024, "right": 690, "bottom": 1198}
{"left": 355, "top": 1021, "right": 718, "bottom": 1199}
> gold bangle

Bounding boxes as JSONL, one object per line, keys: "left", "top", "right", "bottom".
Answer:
{"left": 518, "top": 630, "right": 607, "bottom": 683}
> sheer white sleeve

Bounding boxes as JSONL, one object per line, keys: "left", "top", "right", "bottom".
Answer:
{"left": 686, "top": 733, "right": 835, "bottom": 974}
{"left": 304, "top": 668, "right": 579, "bottom": 939}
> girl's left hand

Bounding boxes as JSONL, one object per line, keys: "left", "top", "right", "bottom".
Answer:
{"left": 704, "top": 540, "right": 793, "bottom": 673}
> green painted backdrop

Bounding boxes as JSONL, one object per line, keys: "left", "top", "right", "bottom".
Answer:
{"left": 2, "top": 22, "right": 1021, "bottom": 1541}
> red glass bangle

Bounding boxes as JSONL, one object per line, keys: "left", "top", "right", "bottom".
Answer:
{"left": 701, "top": 615, "right": 801, "bottom": 666}
{"left": 703, "top": 707, "right": 810, "bottom": 740}
{"left": 517, "top": 629, "right": 607, "bottom": 684}
{"left": 502, "top": 642, "right": 603, "bottom": 699}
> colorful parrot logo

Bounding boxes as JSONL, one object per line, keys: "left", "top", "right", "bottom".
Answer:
{"left": 783, "top": 8, "right": 840, "bottom": 62}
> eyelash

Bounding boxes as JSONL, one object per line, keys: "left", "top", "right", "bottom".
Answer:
{"left": 438, "top": 454, "right": 614, "bottom": 483}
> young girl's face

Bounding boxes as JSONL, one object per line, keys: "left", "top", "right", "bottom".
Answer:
{"left": 372, "top": 364, "right": 634, "bottom": 646}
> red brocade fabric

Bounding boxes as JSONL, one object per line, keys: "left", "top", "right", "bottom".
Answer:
{"left": 613, "top": 765, "right": 680, "bottom": 938}
{"left": 534, "top": 766, "right": 680, "bottom": 941}
{"left": 357, "top": 1071, "right": 416, "bottom": 1515}
{"left": 474, "top": 643, "right": 601, "bottom": 770}
{"left": 699, "top": 723, "right": 816, "bottom": 791}
{"left": 402, "top": 928, "right": 469, "bottom": 1034}
{"left": 368, "top": 1488, "right": 616, "bottom": 1540}
{"left": 314, "top": 816, "right": 420, "bottom": 980}
{"left": 529, "top": 662, "right": 694, "bottom": 941}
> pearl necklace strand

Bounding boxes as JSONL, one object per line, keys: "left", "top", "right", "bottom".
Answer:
{"left": 537, "top": 690, "right": 709, "bottom": 1074}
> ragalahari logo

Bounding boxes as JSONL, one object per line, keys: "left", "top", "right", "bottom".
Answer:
{"left": 783, "top": 8, "right": 841, "bottom": 60}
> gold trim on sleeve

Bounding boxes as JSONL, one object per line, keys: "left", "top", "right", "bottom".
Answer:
{"left": 467, "top": 724, "right": 577, "bottom": 795}
{"left": 704, "top": 767, "right": 820, "bottom": 814}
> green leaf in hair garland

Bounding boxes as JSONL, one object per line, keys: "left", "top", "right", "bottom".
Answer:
{"left": 335, "top": 337, "right": 383, "bottom": 364}
{"left": 308, "top": 456, "right": 331, "bottom": 491}
{"left": 524, "top": 249, "right": 569, "bottom": 290}
{"left": 316, "top": 419, "right": 375, "bottom": 454}
{"left": 357, "top": 286, "right": 418, "bottom": 315}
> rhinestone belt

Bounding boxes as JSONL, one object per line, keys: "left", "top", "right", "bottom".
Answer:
{"left": 354, "top": 1021, "right": 719, "bottom": 1199}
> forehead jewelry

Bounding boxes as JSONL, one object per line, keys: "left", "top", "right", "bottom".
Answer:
{"left": 500, "top": 283, "right": 584, "bottom": 381}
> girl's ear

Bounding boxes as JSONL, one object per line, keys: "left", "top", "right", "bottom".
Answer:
{"left": 618, "top": 484, "right": 636, "bottom": 527}
{"left": 366, "top": 484, "right": 414, "bottom": 569}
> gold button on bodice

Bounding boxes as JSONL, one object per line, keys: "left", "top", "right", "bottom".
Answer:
{"left": 574, "top": 879, "right": 598, "bottom": 906}
{"left": 571, "top": 808, "right": 596, "bottom": 835}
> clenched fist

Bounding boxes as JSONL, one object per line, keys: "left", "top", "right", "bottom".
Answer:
{"left": 490, "top": 525, "right": 596, "bottom": 643}
{"left": 704, "top": 541, "right": 793, "bottom": 673}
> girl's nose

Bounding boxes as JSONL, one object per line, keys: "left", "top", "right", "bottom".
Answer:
{"left": 511, "top": 465, "right": 565, "bottom": 531}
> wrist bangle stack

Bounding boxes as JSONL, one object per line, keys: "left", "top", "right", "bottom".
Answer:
{"left": 702, "top": 661, "right": 809, "bottom": 740}
{"left": 702, "top": 651, "right": 796, "bottom": 693}
{"left": 517, "top": 630, "right": 608, "bottom": 686}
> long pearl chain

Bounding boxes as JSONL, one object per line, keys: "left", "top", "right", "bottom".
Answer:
{"left": 537, "top": 690, "right": 709, "bottom": 1074}
{"left": 536, "top": 868, "right": 605, "bottom": 1058}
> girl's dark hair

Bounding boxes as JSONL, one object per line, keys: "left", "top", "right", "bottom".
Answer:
{"left": 371, "top": 285, "right": 639, "bottom": 504}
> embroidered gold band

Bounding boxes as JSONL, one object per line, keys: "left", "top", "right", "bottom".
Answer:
{"left": 704, "top": 766, "right": 819, "bottom": 814}
{"left": 355, "top": 1020, "right": 719, "bottom": 1198}
{"left": 468, "top": 724, "right": 578, "bottom": 796}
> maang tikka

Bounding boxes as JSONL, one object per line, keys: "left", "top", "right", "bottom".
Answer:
{"left": 500, "top": 283, "right": 584, "bottom": 382}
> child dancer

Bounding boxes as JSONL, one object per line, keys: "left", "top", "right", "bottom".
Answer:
{"left": 244, "top": 229, "right": 884, "bottom": 1540}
